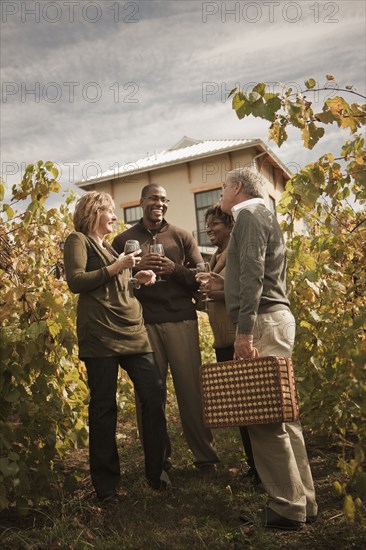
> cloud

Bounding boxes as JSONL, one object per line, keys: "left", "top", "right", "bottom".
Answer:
{"left": 1, "top": 0, "right": 365, "bottom": 203}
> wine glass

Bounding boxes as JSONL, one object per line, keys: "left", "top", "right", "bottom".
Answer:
{"left": 124, "top": 239, "right": 140, "bottom": 285}
{"left": 196, "top": 262, "right": 213, "bottom": 311}
{"left": 149, "top": 242, "right": 165, "bottom": 282}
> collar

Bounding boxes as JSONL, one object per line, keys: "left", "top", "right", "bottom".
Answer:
{"left": 138, "top": 218, "right": 168, "bottom": 233}
{"left": 231, "top": 198, "right": 265, "bottom": 220}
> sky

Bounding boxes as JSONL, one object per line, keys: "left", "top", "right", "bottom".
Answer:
{"left": 1, "top": 0, "right": 365, "bottom": 206}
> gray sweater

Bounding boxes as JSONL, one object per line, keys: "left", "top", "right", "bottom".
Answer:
{"left": 225, "top": 203, "right": 290, "bottom": 334}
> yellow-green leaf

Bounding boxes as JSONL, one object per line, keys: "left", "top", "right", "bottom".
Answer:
{"left": 333, "top": 480, "right": 344, "bottom": 494}
{"left": 47, "top": 320, "right": 62, "bottom": 338}
{"left": 253, "top": 82, "right": 266, "bottom": 96}
{"left": 343, "top": 495, "right": 356, "bottom": 521}
{"left": 305, "top": 78, "right": 316, "bottom": 89}
{"left": 5, "top": 206, "right": 14, "bottom": 220}
{"left": 302, "top": 122, "right": 325, "bottom": 149}
{"left": 269, "top": 121, "right": 288, "bottom": 147}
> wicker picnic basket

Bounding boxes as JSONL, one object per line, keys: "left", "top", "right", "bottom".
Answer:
{"left": 200, "top": 356, "right": 299, "bottom": 427}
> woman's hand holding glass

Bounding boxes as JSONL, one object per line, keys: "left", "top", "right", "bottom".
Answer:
{"left": 117, "top": 249, "right": 141, "bottom": 269}
{"left": 202, "top": 271, "right": 225, "bottom": 301}
{"left": 196, "top": 262, "right": 214, "bottom": 310}
{"left": 122, "top": 240, "right": 141, "bottom": 285}
{"left": 116, "top": 244, "right": 156, "bottom": 288}
{"left": 109, "top": 248, "right": 141, "bottom": 279}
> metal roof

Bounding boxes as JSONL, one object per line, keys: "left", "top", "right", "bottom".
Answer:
{"left": 77, "top": 137, "right": 291, "bottom": 187}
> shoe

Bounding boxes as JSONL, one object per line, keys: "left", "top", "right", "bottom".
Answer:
{"left": 262, "top": 508, "right": 305, "bottom": 531}
{"left": 240, "top": 507, "right": 305, "bottom": 531}
{"left": 97, "top": 493, "right": 121, "bottom": 507}
{"left": 196, "top": 463, "right": 217, "bottom": 475}
{"left": 306, "top": 515, "right": 318, "bottom": 524}
{"left": 147, "top": 469, "right": 172, "bottom": 491}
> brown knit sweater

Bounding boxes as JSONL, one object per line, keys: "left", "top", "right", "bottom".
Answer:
{"left": 112, "top": 220, "right": 202, "bottom": 325}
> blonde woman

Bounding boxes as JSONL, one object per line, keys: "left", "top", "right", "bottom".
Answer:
{"left": 64, "top": 191, "right": 169, "bottom": 504}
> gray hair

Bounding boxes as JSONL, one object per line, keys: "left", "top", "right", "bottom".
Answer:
{"left": 228, "top": 167, "right": 264, "bottom": 198}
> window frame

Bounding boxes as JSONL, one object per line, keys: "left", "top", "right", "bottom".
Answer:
{"left": 123, "top": 204, "right": 142, "bottom": 226}
{"left": 194, "top": 187, "right": 222, "bottom": 246}
{"left": 268, "top": 195, "right": 277, "bottom": 217}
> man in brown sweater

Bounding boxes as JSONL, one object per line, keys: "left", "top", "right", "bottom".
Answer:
{"left": 113, "top": 184, "right": 219, "bottom": 471}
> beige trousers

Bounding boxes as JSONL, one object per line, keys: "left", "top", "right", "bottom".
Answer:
{"left": 248, "top": 310, "right": 318, "bottom": 521}
{"left": 143, "top": 320, "right": 219, "bottom": 465}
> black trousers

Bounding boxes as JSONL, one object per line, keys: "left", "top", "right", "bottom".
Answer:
{"left": 84, "top": 353, "right": 167, "bottom": 498}
{"left": 215, "top": 346, "right": 258, "bottom": 477}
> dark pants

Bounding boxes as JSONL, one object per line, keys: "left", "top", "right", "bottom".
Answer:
{"left": 215, "top": 346, "right": 258, "bottom": 478}
{"left": 84, "top": 353, "right": 167, "bottom": 498}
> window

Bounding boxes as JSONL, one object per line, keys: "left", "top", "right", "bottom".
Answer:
{"left": 124, "top": 205, "right": 142, "bottom": 226}
{"left": 194, "top": 188, "right": 221, "bottom": 246}
{"left": 269, "top": 196, "right": 276, "bottom": 217}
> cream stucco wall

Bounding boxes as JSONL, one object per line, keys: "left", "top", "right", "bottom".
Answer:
{"left": 84, "top": 146, "right": 289, "bottom": 238}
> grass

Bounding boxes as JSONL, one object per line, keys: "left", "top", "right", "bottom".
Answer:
{"left": 1, "top": 386, "right": 366, "bottom": 549}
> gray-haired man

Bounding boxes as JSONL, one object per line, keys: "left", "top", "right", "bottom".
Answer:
{"left": 221, "top": 167, "right": 317, "bottom": 530}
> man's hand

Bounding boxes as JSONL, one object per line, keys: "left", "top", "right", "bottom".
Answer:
{"left": 234, "top": 333, "right": 256, "bottom": 359}
{"left": 158, "top": 255, "right": 176, "bottom": 275}
{"left": 136, "top": 253, "right": 175, "bottom": 276}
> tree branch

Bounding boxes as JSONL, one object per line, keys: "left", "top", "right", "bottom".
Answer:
{"left": 350, "top": 217, "right": 366, "bottom": 233}
{"left": 298, "top": 87, "right": 366, "bottom": 100}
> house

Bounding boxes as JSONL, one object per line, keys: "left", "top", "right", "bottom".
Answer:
{"left": 76, "top": 136, "right": 291, "bottom": 252}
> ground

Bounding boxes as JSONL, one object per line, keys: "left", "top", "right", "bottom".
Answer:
{"left": 1, "top": 393, "right": 365, "bottom": 549}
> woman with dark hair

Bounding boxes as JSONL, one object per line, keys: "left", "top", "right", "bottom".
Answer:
{"left": 63, "top": 191, "right": 169, "bottom": 504}
{"left": 198, "top": 204, "right": 259, "bottom": 483}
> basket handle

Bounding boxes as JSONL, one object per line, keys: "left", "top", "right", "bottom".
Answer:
{"left": 235, "top": 347, "right": 259, "bottom": 360}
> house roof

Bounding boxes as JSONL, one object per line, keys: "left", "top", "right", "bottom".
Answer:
{"left": 77, "top": 136, "right": 291, "bottom": 188}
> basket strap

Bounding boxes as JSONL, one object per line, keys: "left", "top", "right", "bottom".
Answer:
{"left": 286, "top": 357, "right": 299, "bottom": 418}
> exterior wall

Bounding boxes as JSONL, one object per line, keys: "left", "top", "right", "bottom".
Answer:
{"left": 85, "top": 146, "right": 290, "bottom": 237}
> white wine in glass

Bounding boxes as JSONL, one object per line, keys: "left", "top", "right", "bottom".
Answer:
{"left": 196, "top": 262, "right": 212, "bottom": 310}
{"left": 124, "top": 239, "right": 140, "bottom": 284}
{"left": 149, "top": 243, "right": 165, "bottom": 282}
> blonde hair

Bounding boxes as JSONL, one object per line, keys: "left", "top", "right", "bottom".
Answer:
{"left": 73, "top": 191, "right": 115, "bottom": 235}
